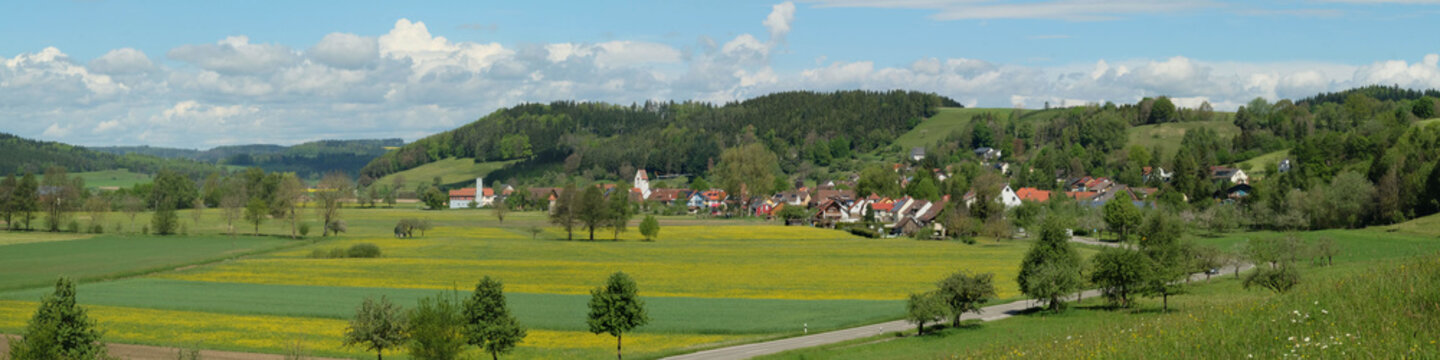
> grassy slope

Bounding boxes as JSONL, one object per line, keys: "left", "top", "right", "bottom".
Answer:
{"left": 0, "top": 234, "right": 292, "bottom": 291}
{"left": 373, "top": 157, "right": 516, "bottom": 192}
{"left": 72, "top": 169, "right": 152, "bottom": 189}
{"left": 1127, "top": 119, "right": 1240, "bottom": 163}
{"left": 1238, "top": 149, "right": 1290, "bottom": 178}
{"left": 1418, "top": 118, "right": 1440, "bottom": 127}
{"left": 894, "top": 108, "right": 1023, "bottom": 150}
{"left": 762, "top": 216, "right": 1440, "bottom": 359}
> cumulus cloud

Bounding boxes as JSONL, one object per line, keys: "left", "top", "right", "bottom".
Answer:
{"left": 88, "top": 48, "right": 153, "bottom": 74}
{"left": 308, "top": 33, "right": 378, "bottom": 69}
{"left": 10, "top": 2, "right": 1440, "bottom": 149}
{"left": 168, "top": 36, "right": 300, "bottom": 74}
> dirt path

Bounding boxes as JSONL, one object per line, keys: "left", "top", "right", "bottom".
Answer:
{"left": 0, "top": 335, "right": 350, "bottom": 360}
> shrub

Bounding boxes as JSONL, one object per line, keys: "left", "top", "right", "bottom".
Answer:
{"left": 309, "top": 249, "right": 328, "bottom": 259}
{"left": 142, "top": 225, "right": 149, "bottom": 235}
{"left": 347, "top": 243, "right": 382, "bottom": 258}
{"left": 90, "top": 224, "right": 104, "bottom": 234}
{"left": 298, "top": 223, "right": 311, "bottom": 237}
{"left": 66, "top": 220, "right": 80, "bottom": 233}
{"left": 847, "top": 227, "right": 880, "bottom": 238}
{"left": 328, "top": 248, "right": 347, "bottom": 259}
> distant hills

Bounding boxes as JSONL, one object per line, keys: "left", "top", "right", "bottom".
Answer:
{"left": 92, "top": 139, "right": 404, "bottom": 179}
{"left": 0, "top": 132, "right": 219, "bottom": 178}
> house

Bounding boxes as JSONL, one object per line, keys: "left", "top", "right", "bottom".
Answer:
{"left": 999, "top": 185, "right": 1021, "bottom": 208}
{"left": 1224, "top": 184, "right": 1253, "bottom": 200}
{"left": 448, "top": 177, "right": 492, "bottom": 209}
{"left": 773, "top": 190, "right": 811, "bottom": 207}
{"left": 813, "top": 189, "right": 856, "bottom": 207}
{"left": 994, "top": 162, "right": 1010, "bottom": 174}
{"left": 812, "top": 199, "right": 849, "bottom": 227}
{"left": 1142, "top": 167, "right": 1173, "bottom": 183}
{"left": 1278, "top": 159, "right": 1293, "bottom": 173}
{"left": 648, "top": 188, "right": 689, "bottom": 206}
{"left": 1064, "top": 191, "right": 1099, "bottom": 204}
{"left": 910, "top": 147, "right": 926, "bottom": 162}
{"left": 633, "top": 169, "right": 652, "bottom": 200}
{"left": 1015, "top": 187, "right": 1052, "bottom": 203}
{"left": 974, "top": 147, "right": 1002, "bottom": 161}
{"left": 870, "top": 198, "right": 898, "bottom": 223}
{"left": 527, "top": 187, "right": 562, "bottom": 212}
{"left": 1210, "top": 167, "right": 1249, "bottom": 185}
{"left": 696, "top": 189, "right": 728, "bottom": 213}
{"left": 1067, "top": 176, "right": 1114, "bottom": 193}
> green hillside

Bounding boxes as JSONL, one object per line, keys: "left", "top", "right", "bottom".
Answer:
{"left": 374, "top": 157, "right": 517, "bottom": 193}
{"left": 0, "top": 132, "right": 219, "bottom": 178}
{"left": 1127, "top": 119, "right": 1240, "bottom": 163}
{"left": 894, "top": 108, "right": 1024, "bottom": 149}
{"left": 1238, "top": 149, "right": 1290, "bottom": 178}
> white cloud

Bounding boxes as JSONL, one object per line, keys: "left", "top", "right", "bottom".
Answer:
{"left": 810, "top": 0, "right": 1218, "bottom": 21}
{"left": 42, "top": 123, "right": 71, "bottom": 137}
{"left": 309, "top": 33, "right": 379, "bottom": 69}
{"left": 168, "top": 36, "right": 300, "bottom": 74}
{"left": 94, "top": 120, "right": 121, "bottom": 133}
{"left": 88, "top": 48, "right": 153, "bottom": 74}
{"left": 764, "top": 2, "right": 797, "bottom": 42}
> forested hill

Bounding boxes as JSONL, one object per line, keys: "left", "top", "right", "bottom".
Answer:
{"left": 1298, "top": 84, "right": 1440, "bottom": 107}
{"left": 0, "top": 132, "right": 218, "bottom": 177}
{"left": 93, "top": 138, "right": 404, "bottom": 179}
{"left": 359, "top": 90, "right": 959, "bottom": 186}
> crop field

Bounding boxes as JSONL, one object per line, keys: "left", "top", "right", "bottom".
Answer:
{"left": 0, "top": 207, "right": 1057, "bottom": 359}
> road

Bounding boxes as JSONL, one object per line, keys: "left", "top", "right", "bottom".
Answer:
{"left": 664, "top": 237, "right": 1251, "bottom": 360}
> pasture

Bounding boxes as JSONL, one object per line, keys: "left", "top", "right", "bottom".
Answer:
{"left": 0, "top": 206, "right": 1050, "bottom": 359}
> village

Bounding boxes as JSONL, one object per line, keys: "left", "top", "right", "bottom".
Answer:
{"left": 444, "top": 146, "right": 1260, "bottom": 240}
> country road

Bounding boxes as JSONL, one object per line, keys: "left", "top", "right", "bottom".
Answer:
{"left": 664, "top": 237, "right": 1252, "bottom": 360}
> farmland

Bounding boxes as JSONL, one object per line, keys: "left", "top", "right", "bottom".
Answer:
{"left": 761, "top": 218, "right": 1440, "bottom": 359}
{"left": 0, "top": 207, "right": 1061, "bottom": 359}
{"left": 71, "top": 169, "right": 152, "bottom": 189}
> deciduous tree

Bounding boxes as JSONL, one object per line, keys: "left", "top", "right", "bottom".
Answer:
{"left": 344, "top": 296, "right": 409, "bottom": 360}
{"left": 935, "top": 271, "right": 996, "bottom": 325}
{"left": 1017, "top": 218, "right": 1083, "bottom": 311}
{"left": 408, "top": 291, "right": 465, "bottom": 360}
{"left": 1089, "top": 247, "right": 1152, "bottom": 308}
{"left": 905, "top": 291, "right": 945, "bottom": 335}
{"left": 464, "top": 277, "right": 526, "bottom": 360}
{"left": 638, "top": 215, "right": 659, "bottom": 241}
{"left": 316, "top": 172, "right": 354, "bottom": 237}
{"left": 7, "top": 277, "right": 110, "bottom": 360}
{"left": 587, "top": 272, "right": 649, "bottom": 360}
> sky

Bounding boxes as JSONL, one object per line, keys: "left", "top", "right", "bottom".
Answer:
{"left": 5, "top": 0, "right": 1440, "bottom": 149}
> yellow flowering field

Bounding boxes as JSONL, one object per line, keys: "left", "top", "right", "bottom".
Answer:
{"left": 0, "top": 300, "right": 746, "bottom": 359}
{"left": 161, "top": 226, "right": 1049, "bottom": 300}
{"left": 0, "top": 231, "right": 94, "bottom": 246}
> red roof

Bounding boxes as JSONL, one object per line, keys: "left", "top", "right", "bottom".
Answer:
{"left": 483, "top": 188, "right": 494, "bottom": 197}
{"left": 702, "top": 189, "right": 727, "bottom": 201}
{"left": 1015, "top": 187, "right": 1051, "bottom": 202}
{"left": 448, "top": 188, "right": 476, "bottom": 198}
{"left": 637, "top": 169, "right": 649, "bottom": 180}
{"left": 871, "top": 199, "right": 895, "bottom": 211}
{"left": 1065, "top": 191, "right": 1098, "bottom": 200}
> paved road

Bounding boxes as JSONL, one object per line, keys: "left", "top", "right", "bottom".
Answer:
{"left": 1069, "top": 235, "right": 1130, "bottom": 248}
{"left": 665, "top": 239, "right": 1253, "bottom": 360}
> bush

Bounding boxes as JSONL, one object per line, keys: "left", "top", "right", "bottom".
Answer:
{"left": 142, "top": 225, "right": 149, "bottom": 235}
{"left": 847, "top": 227, "right": 880, "bottom": 238}
{"left": 298, "top": 223, "right": 311, "bottom": 237}
{"left": 66, "top": 220, "right": 80, "bottom": 233}
{"left": 347, "top": 243, "right": 382, "bottom": 258}
{"left": 328, "top": 248, "right": 347, "bottom": 258}
{"left": 90, "top": 224, "right": 104, "bottom": 234}
{"left": 958, "top": 235, "right": 977, "bottom": 245}
{"left": 309, "top": 249, "right": 328, "bottom": 259}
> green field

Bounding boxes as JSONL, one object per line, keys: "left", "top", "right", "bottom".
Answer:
{"left": 0, "top": 234, "right": 292, "bottom": 291}
{"left": 72, "top": 169, "right": 152, "bottom": 189}
{"left": 763, "top": 217, "right": 1440, "bottom": 359}
{"left": 1418, "top": 118, "right": 1440, "bottom": 127}
{"left": 374, "top": 157, "right": 516, "bottom": 192}
{"left": 1127, "top": 120, "right": 1240, "bottom": 163}
{"left": 0, "top": 207, "right": 1057, "bottom": 359}
{"left": 894, "top": 107, "right": 1025, "bottom": 150}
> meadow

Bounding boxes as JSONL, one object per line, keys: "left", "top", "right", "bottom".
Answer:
{"left": 373, "top": 157, "right": 517, "bottom": 191}
{"left": 72, "top": 169, "right": 152, "bottom": 189}
{"left": 893, "top": 107, "right": 1025, "bottom": 150}
{"left": 0, "top": 206, "right": 1054, "bottom": 359}
{"left": 761, "top": 218, "right": 1440, "bottom": 359}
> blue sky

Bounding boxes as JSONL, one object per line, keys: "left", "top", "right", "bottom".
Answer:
{"left": 4, "top": 0, "right": 1440, "bottom": 148}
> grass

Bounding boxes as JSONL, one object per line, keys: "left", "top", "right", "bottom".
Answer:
{"left": 894, "top": 108, "right": 1024, "bottom": 150}
{"left": 0, "top": 234, "right": 293, "bottom": 291}
{"left": 0, "top": 278, "right": 901, "bottom": 335}
{"left": 72, "top": 169, "right": 152, "bottom": 189}
{"left": 0, "top": 231, "right": 94, "bottom": 246}
{"left": 373, "top": 157, "right": 516, "bottom": 191}
{"left": 762, "top": 217, "right": 1440, "bottom": 359}
{"left": 1127, "top": 120, "right": 1240, "bottom": 163}
{"left": 1238, "top": 148, "right": 1289, "bottom": 178}
{"left": 1417, "top": 118, "right": 1440, "bottom": 127}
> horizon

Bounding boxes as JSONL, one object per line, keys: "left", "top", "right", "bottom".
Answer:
{"left": 5, "top": 0, "right": 1440, "bottom": 148}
